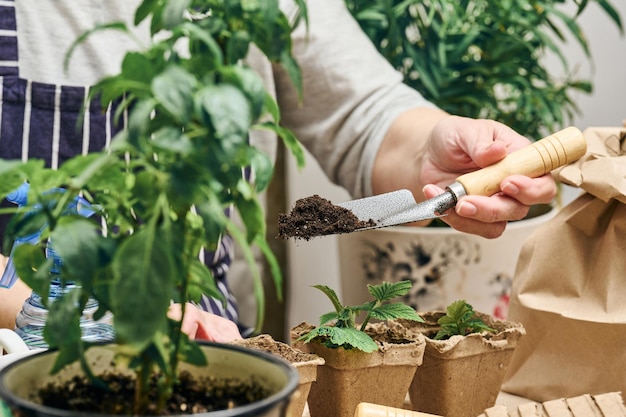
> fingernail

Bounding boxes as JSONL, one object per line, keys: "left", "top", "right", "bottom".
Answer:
{"left": 502, "top": 181, "right": 519, "bottom": 195}
{"left": 457, "top": 201, "right": 477, "bottom": 216}
{"left": 422, "top": 184, "right": 439, "bottom": 197}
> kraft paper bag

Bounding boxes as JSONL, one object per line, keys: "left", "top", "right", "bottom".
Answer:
{"left": 502, "top": 126, "right": 626, "bottom": 401}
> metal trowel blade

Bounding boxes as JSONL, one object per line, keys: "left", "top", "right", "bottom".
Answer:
{"left": 337, "top": 189, "right": 454, "bottom": 230}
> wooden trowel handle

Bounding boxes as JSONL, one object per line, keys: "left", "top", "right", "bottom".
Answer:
{"left": 353, "top": 402, "right": 442, "bottom": 417}
{"left": 456, "top": 126, "right": 587, "bottom": 197}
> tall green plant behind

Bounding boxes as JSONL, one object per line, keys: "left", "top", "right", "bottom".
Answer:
{"left": 0, "top": 0, "right": 307, "bottom": 414}
{"left": 345, "top": 0, "right": 623, "bottom": 139}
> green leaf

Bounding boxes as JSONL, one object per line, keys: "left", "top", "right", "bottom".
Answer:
{"left": 196, "top": 84, "right": 252, "bottom": 138}
{"left": 278, "top": 51, "right": 303, "bottom": 102}
{"left": 161, "top": 0, "right": 190, "bottom": 29}
{"left": 60, "top": 153, "right": 114, "bottom": 188}
{"left": 64, "top": 22, "right": 129, "bottom": 72}
{"left": 194, "top": 194, "right": 229, "bottom": 250}
{"left": 127, "top": 98, "right": 157, "bottom": 146}
{"left": 0, "top": 160, "right": 42, "bottom": 200}
{"left": 178, "top": 335, "right": 207, "bottom": 366}
{"left": 152, "top": 65, "right": 197, "bottom": 124}
{"left": 247, "top": 147, "right": 273, "bottom": 193}
{"left": 255, "top": 122, "right": 306, "bottom": 169}
{"left": 255, "top": 236, "right": 283, "bottom": 302}
{"left": 226, "top": 30, "right": 251, "bottom": 64}
{"left": 595, "top": 0, "right": 624, "bottom": 32}
{"left": 134, "top": 0, "right": 159, "bottom": 26}
{"left": 220, "top": 66, "right": 266, "bottom": 121}
{"left": 234, "top": 182, "right": 265, "bottom": 243}
{"left": 434, "top": 300, "right": 495, "bottom": 340}
{"left": 370, "top": 302, "right": 423, "bottom": 322}
{"left": 1, "top": 399, "right": 12, "bottom": 417}
{"left": 331, "top": 327, "right": 378, "bottom": 352}
{"left": 367, "top": 280, "right": 412, "bottom": 302}
{"left": 151, "top": 127, "right": 194, "bottom": 155}
{"left": 121, "top": 52, "right": 156, "bottom": 84}
{"left": 261, "top": 92, "right": 280, "bottom": 123}
{"left": 50, "top": 218, "right": 108, "bottom": 287}
{"left": 313, "top": 285, "right": 344, "bottom": 313}
{"left": 111, "top": 224, "right": 174, "bottom": 350}
{"left": 43, "top": 290, "right": 82, "bottom": 349}
{"left": 12, "top": 244, "right": 50, "bottom": 300}
{"left": 50, "top": 340, "right": 83, "bottom": 375}
{"left": 179, "top": 22, "right": 224, "bottom": 70}
{"left": 300, "top": 326, "right": 378, "bottom": 352}
{"left": 225, "top": 219, "right": 265, "bottom": 333}
{"left": 186, "top": 258, "right": 223, "bottom": 305}
{"left": 319, "top": 311, "right": 340, "bottom": 326}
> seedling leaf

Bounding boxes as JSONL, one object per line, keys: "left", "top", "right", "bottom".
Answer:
{"left": 370, "top": 302, "right": 424, "bottom": 322}
{"left": 302, "top": 280, "right": 423, "bottom": 352}
{"left": 367, "top": 280, "right": 411, "bottom": 301}
{"left": 312, "top": 284, "right": 343, "bottom": 312}
{"left": 298, "top": 326, "right": 378, "bottom": 352}
{"left": 434, "top": 300, "right": 496, "bottom": 340}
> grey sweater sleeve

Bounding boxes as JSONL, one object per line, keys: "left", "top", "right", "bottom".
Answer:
{"left": 274, "top": 0, "right": 438, "bottom": 199}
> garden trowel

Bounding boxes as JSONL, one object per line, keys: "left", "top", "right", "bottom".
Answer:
{"left": 337, "top": 126, "right": 587, "bottom": 230}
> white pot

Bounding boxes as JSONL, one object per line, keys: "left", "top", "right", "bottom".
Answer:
{"left": 338, "top": 205, "right": 555, "bottom": 319}
{"left": 0, "top": 329, "right": 29, "bottom": 356}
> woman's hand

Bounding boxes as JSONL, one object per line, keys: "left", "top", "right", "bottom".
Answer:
{"left": 420, "top": 116, "right": 556, "bottom": 237}
{"left": 168, "top": 303, "right": 242, "bottom": 343}
{"left": 373, "top": 110, "right": 557, "bottom": 239}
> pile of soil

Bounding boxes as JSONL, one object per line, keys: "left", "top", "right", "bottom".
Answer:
{"left": 233, "top": 334, "right": 320, "bottom": 363}
{"left": 37, "top": 371, "right": 270, "bottom": 415}
{"left": 277, "top": 195, "right": 375, "bottom": 240}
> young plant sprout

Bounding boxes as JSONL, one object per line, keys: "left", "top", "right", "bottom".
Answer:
{"left": 433, "top": 299, "right": 496, "bottom": 340}
{"left": 298, "top": 280, "right": 424, "bottom": 352}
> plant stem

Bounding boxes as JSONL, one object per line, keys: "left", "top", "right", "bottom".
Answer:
{"left": 359, "top": 300, "right": 381, "bottom": 331}
{"left": 134, "top": 356, "right": 151, "bottom": 415}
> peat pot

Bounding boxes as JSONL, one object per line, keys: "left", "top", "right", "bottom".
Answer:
{"left": 338, "top": 204, "right": 555, "bottom": 320}
{"left": 0, "top": 342, "right": 299, "bottom": 417}
{"left": 232, "top": 334, "right": 325, "bottom": 417}
{"left": 291, "top": 322, "right": 426, "bottom": 417}
{"left": 397, "top": 311, "right": 525, "bottom": 417}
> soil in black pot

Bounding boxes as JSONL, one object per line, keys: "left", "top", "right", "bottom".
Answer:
{"left": 277, "top": 195, "right": 375, "bottom": 240}
{"left": 36, "top": 370, "right": 270, "bottom": 415}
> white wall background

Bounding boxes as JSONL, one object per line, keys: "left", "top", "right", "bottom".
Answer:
{"left": 284, "top": 1, "right": 626, "bottom": 336}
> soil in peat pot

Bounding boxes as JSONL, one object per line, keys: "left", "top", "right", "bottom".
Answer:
{"left": 35, "top": 371, "right": 271, "bottom": 415}
{"left": 233, "top": 335, "right": 315, "bottom": 363}
{"left": 277, "top": 195, "right": 375, "bottom": 240}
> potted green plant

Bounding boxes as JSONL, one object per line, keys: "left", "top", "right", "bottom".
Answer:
{"left": 345, "top": 0, "right": 623, "bottom": 139}
{"left": 290, "top": 280, "right": 426, "bottom": 417}
{"left": 336, "top": 0, "right": 623, "bottom": 318}
{"left": 397, "top": 300, "right": 526, "bottom": 417}
{"left": 0, "top": 0, "right": 309, "bottom": 415}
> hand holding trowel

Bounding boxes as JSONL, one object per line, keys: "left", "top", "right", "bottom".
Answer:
{"left": 278, "top": 127, "right": 587, "bottom": 239}
{"left": 340, "top": 126, "right": 586, "bottom": 229}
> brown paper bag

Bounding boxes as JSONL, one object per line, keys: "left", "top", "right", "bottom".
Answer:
{"left": 502, "top": 126, "right": 626, "bottom": 401}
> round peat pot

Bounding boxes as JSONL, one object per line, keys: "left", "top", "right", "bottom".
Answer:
{"left": 0, "top": 342, "right": 299, "bottom": 417}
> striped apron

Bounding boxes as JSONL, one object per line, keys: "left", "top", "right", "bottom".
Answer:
{"left": 0, "top": 0, "right": 247, "bottom": 335}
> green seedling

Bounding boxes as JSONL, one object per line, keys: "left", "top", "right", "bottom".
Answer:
{"left": 434, "top": 300, "right": 496, "bottom": 340}
{"left": 299, "top": 280, "right": 424, "bottom": 352}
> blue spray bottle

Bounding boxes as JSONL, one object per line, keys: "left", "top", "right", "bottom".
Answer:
{"left": 2, "top": 183, "right": 114, "bottom": 349}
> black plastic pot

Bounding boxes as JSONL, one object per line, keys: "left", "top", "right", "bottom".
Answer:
{"left": 0, "top": 342, "right": 299, "bottom": 417}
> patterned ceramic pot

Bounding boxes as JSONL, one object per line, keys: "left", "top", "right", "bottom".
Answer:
{"left": 337, "top": 204, "right": 555, "bottom": 320}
